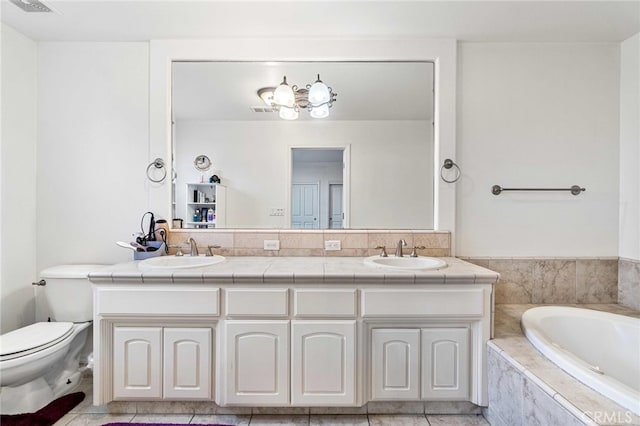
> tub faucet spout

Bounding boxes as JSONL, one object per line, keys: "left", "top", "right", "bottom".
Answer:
{"left": 395, "top": 239, "right": 407, "bottom": 257}
{"left": 187, "top": 237, "right": 199, "bottom": 256}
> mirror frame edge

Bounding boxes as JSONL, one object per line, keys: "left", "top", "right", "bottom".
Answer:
{"left": 148, "top": 38, "right": 458, "bottom": 254}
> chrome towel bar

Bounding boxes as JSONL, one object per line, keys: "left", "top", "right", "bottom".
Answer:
{"left": 492, "top": 185, "right": 585, "bottom": 196}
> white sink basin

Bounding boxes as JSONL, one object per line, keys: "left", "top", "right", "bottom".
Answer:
{"left": 364, "top": 255, "right": 447, "bottom": 271}
{"left": 139, "top": 255, "right": 226, "bottom": 270}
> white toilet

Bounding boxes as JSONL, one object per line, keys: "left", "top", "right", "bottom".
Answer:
{"left": 0, "top": 264, "right": 104, "bottom": 415}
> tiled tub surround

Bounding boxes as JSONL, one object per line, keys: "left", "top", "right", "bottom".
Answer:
{"left": 166, "top": 229, "right": 451, "bottom": 257}
{"left": 462, "top": 258, "right": 619, "bottom": 304}
{"left": 486, "top": 304, "right": 640, "bottom": 426}
{"left": 619, "top": 258, "right": 640, "bottom": 310}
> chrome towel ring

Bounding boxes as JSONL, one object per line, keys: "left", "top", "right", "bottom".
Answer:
{"left": 146, "top": 158, "right": 166, "bottom": 183}
{"left": 440, "top": 158, "right": 461, "bottom": 183}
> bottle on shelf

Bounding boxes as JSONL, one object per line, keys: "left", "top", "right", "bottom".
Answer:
{"left": 207, "top": 208, "right": 214, "bottom": 222}
{"left": 193, "top": 208, "right": 200, "bottom": 223}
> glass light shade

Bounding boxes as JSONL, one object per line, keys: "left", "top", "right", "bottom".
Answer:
{"left": 273, "top": 79, "right": 295, "bottom": 108}
{"left": 308, "top": 79, "right": 330, "bottom": 106}
{"left": 258, "top": 88, "right": 275, "bottom": 106}
{"left": 309, "top": 103, "right": 329, "bottom": 119}
{"left": 279, "top": 106, "right": 299, "bottom": 120}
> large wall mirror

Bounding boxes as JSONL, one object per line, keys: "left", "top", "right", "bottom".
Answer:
{"left": 171, "top": 61, "right": 435, "bottom": 230}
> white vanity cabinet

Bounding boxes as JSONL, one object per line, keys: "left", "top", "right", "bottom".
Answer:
{"left": 91, "top": 260, "right": 497, "bottom": 409}
{"left": 370, "top": 327, "right": 470, "bottom": 402}
{"left": 224, "top": 321, "right": 289, "bottom": 405}
{"left": 163, "top": 328, "right": 212, "bottom": 399}
{"left": 221, "top": 289, "right": 357, "bottom": 407}
{"left": 421, "top": 328, "right": 469, "bottom": 400}
{"left": 371, "top": 329, "right": 421, "bottom": 400}
{"left": 291, "top": 320, "right": 357, "bottom": 405}
{"left": 113, "top": 326, "right": 212, "bottom": 400}
{"left": 92, "top": 285, "right": 220, "bottom": 405}
{"left": 113, "top": 327, "right": 162, "bottom": 399}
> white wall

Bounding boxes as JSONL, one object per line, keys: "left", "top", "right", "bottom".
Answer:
{"left": 174, "top": 120, "right": 434, "bottom": 229}
{"left": 1, "top": 24, "right": 38, "bottom": 333}
{"left": 619, "top": 33, "right": 640, "bottom": 261}
{"left": 456, "top": 43, "right": 620, "bottom": 257}
{"left": 36, "top": 43, "right": 150, "bottom": 274}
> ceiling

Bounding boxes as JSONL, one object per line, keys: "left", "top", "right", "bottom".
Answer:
{"left": 1, "top": 1, "right": 639, "bottom": 43}
{"left": 172, "top": 61, "right": 434, "bottom": 121}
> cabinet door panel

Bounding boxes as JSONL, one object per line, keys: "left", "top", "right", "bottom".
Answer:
{"left": 113, "top": 327, "right": 162, "bottom": 399}
{"left": 371, "top": 329, "right": 420, "bottom": 400}
{"left": 225, "top": 321, "right": 289, "bottom": 405}
{"left": 291, "top": 321, "right": 356, "bottom": 406}
{"left": 421, "top": 328, "right": 469, "bottom": 400}
{"left": 163, "top": 328, "right": 212, "bottom": 399}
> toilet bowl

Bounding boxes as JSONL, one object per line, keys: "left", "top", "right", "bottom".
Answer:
{"left": 0, "top": 264, "right": 105, "bottom": 415}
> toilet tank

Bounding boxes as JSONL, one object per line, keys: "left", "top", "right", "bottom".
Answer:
{"left": 40, "top": 264, "right": 107, "bottom": 322}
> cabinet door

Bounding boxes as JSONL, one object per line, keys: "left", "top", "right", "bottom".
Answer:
{"left": 225, "top": 321, "right": 289, "bottom": 405}
{"left": 371, "top": 329, "right": 420, "bottom": 400}
{"left": 291, "top": 320, "right": 356, "bottom": 405}
{"left": 163, "top": 328, "right": 212, "bottom": 399}
{"left": 113, "top": 327, "right": 162, "bottom": 399}
{"left": 421, "top": 328, "right": 470, "bottom": 400}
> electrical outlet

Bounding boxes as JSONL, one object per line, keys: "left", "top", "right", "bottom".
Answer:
{"left": 269, "top": 208, "right": 285, "bottom": 217}
{"left": 263, "top": 240, "right": 280, "bottom": 250}
{"left": 324, "top": 240, "right": 341, "bottom": 251}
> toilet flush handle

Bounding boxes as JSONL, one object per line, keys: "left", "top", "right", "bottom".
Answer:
{"left": 32, "top": 279, "right": 46, "bottom": 286}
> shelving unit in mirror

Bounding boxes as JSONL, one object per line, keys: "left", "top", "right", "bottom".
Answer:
{"left": 185, "top": 183, "right": 226, "bottom": 229}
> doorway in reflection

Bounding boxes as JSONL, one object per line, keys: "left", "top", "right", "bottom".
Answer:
{"left": 291, "top": 148, "right": 345, "bottom": 229}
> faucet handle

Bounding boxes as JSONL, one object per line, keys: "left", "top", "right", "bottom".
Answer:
{"left": 168, "top": 244, "right": 184, "bottom": 256}
{"left": 207, "top": 245, "right": 221, "bottom": 256}
{"left": 410, "top": 246, "right": 426, "bottom": 257}
{"left": 374, "top": 245, "right": 388, "bottom": 257}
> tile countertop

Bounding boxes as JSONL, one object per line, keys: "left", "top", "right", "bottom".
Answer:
{"left": 88, "top": 256, "right": 499, "bottom": 285}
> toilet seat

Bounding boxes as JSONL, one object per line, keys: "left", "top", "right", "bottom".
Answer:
{"left": 0, "top": 322, "right": 74, "bottom": 361}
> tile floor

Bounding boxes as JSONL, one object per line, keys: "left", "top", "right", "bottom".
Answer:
{"left": 54, "top": 412, "right": 490, "bottom": 425}
{"left": 53, "top": 381, "right": 489, "bottom": 426}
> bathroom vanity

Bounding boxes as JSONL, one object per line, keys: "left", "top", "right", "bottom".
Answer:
{"left": 89, "top": 257, "right": 497, "bottom": 409}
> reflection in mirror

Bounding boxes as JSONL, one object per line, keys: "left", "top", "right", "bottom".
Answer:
{"left": 172, "top": 61, "right": 434, "bottom": 229}
{"left": 291, "top": 148, "right": 346, "bottom": 229}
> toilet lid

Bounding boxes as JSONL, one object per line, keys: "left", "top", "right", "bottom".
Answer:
{"left": 0, "top": 322, "right": 74, "bottom": 357}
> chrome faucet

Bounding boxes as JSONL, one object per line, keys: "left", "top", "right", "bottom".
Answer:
{"left": 395, "top": 239, "right": 407, "bottom": 257}
{"left": 187, "top": 237, "right": 199, "bottom": 256}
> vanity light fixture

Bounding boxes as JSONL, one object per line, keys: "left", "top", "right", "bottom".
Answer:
{"left": 9, "top": 0, "right": 53, "bottom": 12}
{"left": 257, "top": 74, "right": 337, "bottom": 120}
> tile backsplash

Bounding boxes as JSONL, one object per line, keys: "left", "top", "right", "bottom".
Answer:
{"left": 462, "top": 257, "right": 619, "bottom": 304}
{"left": 164, "top": 230, "right": 637, "bottom": 307}
{"left": 619, "top": 257, "right": 640, "bottom": 310}
{"left": 167, "top": 229, "right": 451, "bottom": 258}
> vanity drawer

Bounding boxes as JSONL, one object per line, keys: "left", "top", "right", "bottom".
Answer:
{"left": 294, "top": 289, "right": 357, "bottom": 318}
{"left": 361, "top": 288, "right": 485, "bottom": 318}
{"left": 96, "top": 287, "right": 219, "bottom": 316}
{"left": 225, "top": 288, "right": 288, "bottom": 317}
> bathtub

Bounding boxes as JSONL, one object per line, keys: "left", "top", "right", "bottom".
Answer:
{"left": 521, "top": 306, "right": 640, "bottom": 416}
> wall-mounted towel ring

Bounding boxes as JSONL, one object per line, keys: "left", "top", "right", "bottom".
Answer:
{"left": 440, "top": 158, "right": 461, "bottom": 183}
{"left": 146, "top": 158, "right": 166, "bottom": 183}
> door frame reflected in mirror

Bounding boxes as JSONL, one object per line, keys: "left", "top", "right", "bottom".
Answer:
{"left": 287, "top": 146, "right": 350, "bottom": 229}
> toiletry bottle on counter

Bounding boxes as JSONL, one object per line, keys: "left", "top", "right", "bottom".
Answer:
{"left": 207, "top": 208, "right": 214, "bottom": 222}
